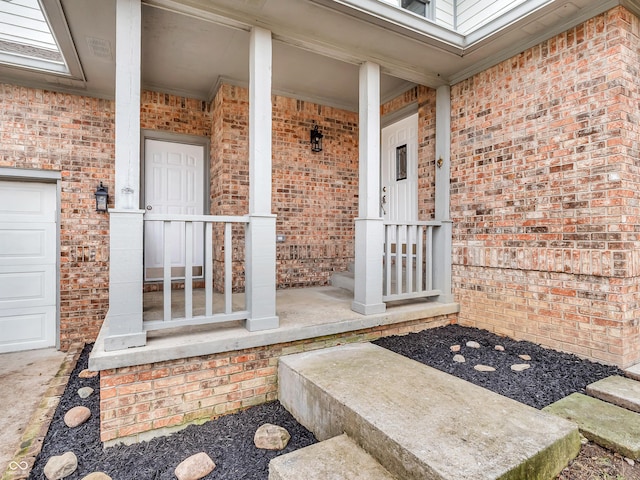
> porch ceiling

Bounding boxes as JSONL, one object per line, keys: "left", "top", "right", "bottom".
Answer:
{"left": 0, "top": 0, "right": 636, "bottom": 108}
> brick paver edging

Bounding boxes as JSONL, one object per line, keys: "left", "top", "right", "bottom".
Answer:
{"left": 1, "top": 343, "right": 84, "bottom": 480}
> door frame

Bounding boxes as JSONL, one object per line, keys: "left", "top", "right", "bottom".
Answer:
{"left": 140, "top": 130, "right": 211, "bottom": 282}
{"left": 0, "top": 167, "right": 61, "bottom": 350}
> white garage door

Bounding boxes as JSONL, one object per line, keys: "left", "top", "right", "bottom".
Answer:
{"left": 0, "top": 181, "right": 57, "bottom": 353}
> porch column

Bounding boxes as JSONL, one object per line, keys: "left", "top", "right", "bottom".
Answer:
{"left": 246, "top": 26, "right": 279, "bottom": 331}
{"left": 434, "top": 85, "right": 453, "bottom": 303}
{"left": 104, "top": 0, "right": 146, "bottom": 351}
{"left": 352, "top": 62, "right": 386, "bottom": 315}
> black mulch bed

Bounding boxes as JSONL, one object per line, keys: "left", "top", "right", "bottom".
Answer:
{"left": 29, "top": 325, "right": 623, "bottom": 479}
{"left": 374, "top": 324, "right": 624, "bottom": 409}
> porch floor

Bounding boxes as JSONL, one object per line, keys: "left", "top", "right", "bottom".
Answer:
{"left": 89, "top": 286, "right": 459, "bottom": 371}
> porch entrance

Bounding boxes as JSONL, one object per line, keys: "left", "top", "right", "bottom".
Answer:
{"left": 381, "top": 112, "right": 418, "bottom": 227}
{"left": 143, "top": 139, "right": 206, "bottom": 282}
{"left": 0, "top": 180, "right": 57, "bottom": 353}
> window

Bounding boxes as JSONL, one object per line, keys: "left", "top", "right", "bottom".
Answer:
{"left": 401, "top": 0, "right": 430, "bottom": 17}
{"left": 0, "top": 0, "right": 75, "bottom": 75}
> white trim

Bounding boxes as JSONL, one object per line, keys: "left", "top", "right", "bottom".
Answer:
{"left": 0, "top": 167, "right": 61, "bottom": 181}
{"left": 381, "top": 101, "right": 418, "bottom": 129}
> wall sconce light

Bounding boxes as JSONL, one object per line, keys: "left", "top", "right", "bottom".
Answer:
{"left": 310, "top": 125, "right": 323, "bottom": 153}
{"left": 95, "top": 182, "right": 108, "bottom": 212}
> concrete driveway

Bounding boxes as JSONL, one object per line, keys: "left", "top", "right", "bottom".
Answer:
{"left": 0, "top": 348, "right": 67, "bottom": 475}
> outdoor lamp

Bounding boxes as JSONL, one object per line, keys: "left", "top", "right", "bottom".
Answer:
{"left": 310, "top": 125, "right": 323, "bottom": 153}
{"left": 95, "top": 182, "right": 108, "bottom": 212}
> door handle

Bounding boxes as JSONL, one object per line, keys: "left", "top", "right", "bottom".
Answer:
{"left": 146, "top": 205, "right": 153, "bottom": 210}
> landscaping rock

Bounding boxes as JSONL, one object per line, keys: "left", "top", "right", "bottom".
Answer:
{"left": 495, "top": 345, "right": 505, "bottom": 351}
{"left": 81, "top": 473, "right": 112, "bottom": 480}
{"left": 511, "top": 364, "right": 531, "bottom": 372}
{"left": 474, "top": 365, "right": 495, "bottom": 372}
{"left": 175, "top": 452, "right": 215, "bottom": 480}
{"left": 450, "top": 345, "right": 461, "bottom": 352}
{"left": 78, "top": 387, "right": 94, "bottom": 399}
{"left": 64, "top": 406, "right": 91, "bottom": 428}
{"left": 254, "top": 423, "right": 291, "bottom": 450}
{"left": 466, "top": 341, "right": 481, "bottom": 349}
{"left": 43, "top": 452, "right": 77, "bottom": 480}
{"left": 78, "top": 369, "right": 98, "bottom": 379}
{"left": 519, "top": 354, "right": 532, "bottom": 361}
{"left": 453, "top": 354, "right": 465, "bottom": 363}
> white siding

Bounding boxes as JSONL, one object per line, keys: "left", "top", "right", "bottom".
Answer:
{"left": 456, "top": 0, "right": 526, "bottom": 33}
{"left": 435, "top": 0, "right": 455, "bottom": 29}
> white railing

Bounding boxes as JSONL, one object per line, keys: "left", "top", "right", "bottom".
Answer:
{"left": 143, "top": 214, "right": 249, "bottom": 331}
{"left": 383, "top": 220, "right": 442, "bottom": 302}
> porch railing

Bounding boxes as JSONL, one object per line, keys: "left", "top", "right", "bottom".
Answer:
{"left": 383, "top": 220, "right": 442, "bottom": 302}
{"left": 143, "top": 214, "right": 250, "bottom": 331}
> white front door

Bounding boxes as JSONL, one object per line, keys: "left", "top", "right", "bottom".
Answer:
{"left": 0, "top": 181, "right": 57, "bottom": 353}
{"left": 144, "top": 139, "right": 205, "bottom": 281}
{"left": 381, "top": 113, "right": 418, "bottom": 227}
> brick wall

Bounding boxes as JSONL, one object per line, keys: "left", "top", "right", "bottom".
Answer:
{"left": 99, "top": 314, "right": 454, "bottom": 443}
{"left": 210, "top": 85, "right": 360, "bottom": 289}
{"left": 0, "top": 84, "right": 114, "bottom": 350}
{"left": 450, "top": 6, "right": 640, "bottom": 366}
{"left": 0, "top": 87, "right": 213, "bottom": 348}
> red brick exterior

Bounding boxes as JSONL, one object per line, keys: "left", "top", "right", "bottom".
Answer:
{"left": 210, "top": 84, "right": 360, "bottom": 288}
{"left": 0, "top": 85, "right": 114, "bottom": 350}
{"left": 450, "top": 6, "right": 640, "bottom": 366}
{"left": 99, "top": 314, "right": 454, "bottom": 443}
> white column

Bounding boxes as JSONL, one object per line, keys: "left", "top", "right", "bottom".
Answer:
{"left": 246, "top": 27, "right": 279, "bottom": 331}
{"left": 434, "top": 85, "right": 453, "bottom": 303}
{"left": 352, "top": 62, "right": 386, "bottom": 315}
{"left": 104, "top": 0, "right": 146, "bottom": 350}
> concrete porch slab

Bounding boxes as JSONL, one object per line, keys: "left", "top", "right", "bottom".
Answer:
{"left": 543, "top": 393, "right": 640, "bottom": 459}
{"left": 90, "top": 286, "right": 458, "bottom": 370}
{"left": 269, "top": 434, "right": 397, "bottom": 480}
{"left": 279, "top": 343, "right": 580, "bottom": 480}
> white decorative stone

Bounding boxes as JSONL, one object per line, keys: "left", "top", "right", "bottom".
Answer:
{"left": 64, "top": 406, "right": 91, "bottom": 428}
{"left": 466, "top": 341, "right": 481, "bottom": 349}
{"left": 519, "top": 354, "right": 531, "bottom": 361}
{"left": 474, "top": 365, "right": 495, "bottom": 372}
{"left": 78, "top": 387, "right": 94, "bottom": 399}
{"left": 453, "top": 354, "right": 466, "bottom": 363}
{"left": 254, "top": 423, "right": 291, "bottom": 450}
{"left": 175, "top": 452, "right": 215, "bottom": 480}
{"left": 450, "top": 345, "right": 461, "bottom": 352}
{"left": 44, "top": 452, "right": 77, "bottom": 480}
{"left": 511, "top": 364, "right": 531, "bottom": 372}
{"left": 495, "top": 345, "right": 505, "bottom": 351}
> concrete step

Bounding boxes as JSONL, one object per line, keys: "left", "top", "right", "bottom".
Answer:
{"left": 587, "top": 375, "right": 640, "bottom": 413}
{"left": 330, "top": 271, "right": 354, "bottom": 292}
{"left": 625, "top": 363, "right": 640, "bottom": 382}
{"left": 543, "top": 393, "right": 640, "bottom": 459}
{"left": 279, "top": 343, "right": 580, "bottom": 480}
{"left": 269, "top": 434, "right": 397, "bottom": 480}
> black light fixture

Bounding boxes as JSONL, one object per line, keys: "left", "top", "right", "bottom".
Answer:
{"left": 310, "top": 125, "right": 323, "bottom": 153}
{"left": 95, "top": 182, "right": 108, "bottom": 212}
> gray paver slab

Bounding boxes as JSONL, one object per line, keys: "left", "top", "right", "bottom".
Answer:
{"left": 543, "top": 393, "right": 640, "bottom": 459}
{"left": 625, "top": 363, "right": 640, "bottom": 382}
{"left": 587, "top": 375, "right": 640, "bottom": 413}
{"left": 279, "top": 342, "right": 580, "bottom": 480}
{"left": 269, "top": 434, "right": 396, "bottom": 480}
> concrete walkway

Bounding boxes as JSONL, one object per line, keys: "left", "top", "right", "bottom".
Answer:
{"left": 277, "top": 343, "right": 581, "bottom": 480}
{"left": 0, "top": 346, "right": 79, "bottom": 480}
